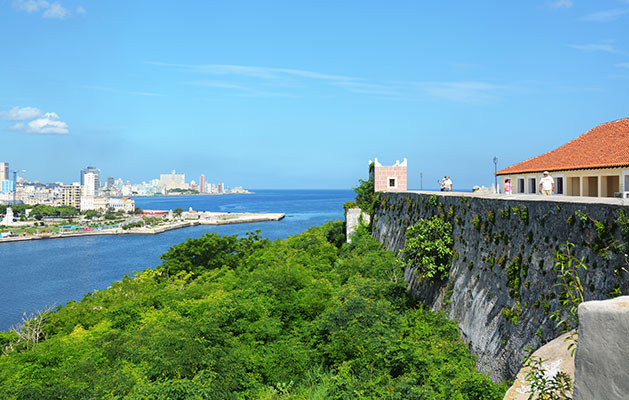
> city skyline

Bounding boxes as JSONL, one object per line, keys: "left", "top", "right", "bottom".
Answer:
{"left": 1, "top": 1, "right": 628, "bottom": 189}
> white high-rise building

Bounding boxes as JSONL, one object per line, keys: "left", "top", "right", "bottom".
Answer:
{"left": 0, "top": 162, "right": 9, "bottom": 181}
{"left": 159, "top": 170, "right": 186, "bottom": 191}
{"left": 82, "top": 171, "right": 97, "bottom": 196}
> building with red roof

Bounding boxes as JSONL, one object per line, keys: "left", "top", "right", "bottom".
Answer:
{"left": 496, "top": 118, "right": 629, "bottom": 198}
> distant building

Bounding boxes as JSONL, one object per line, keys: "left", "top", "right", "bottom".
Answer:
{"left": 200, "top": 174, "right": 206, "bottom": 193}
{"left": 61, "top": 184, "right": 82, "bottom": 208}
{"left": 497, "top": 118, "right": 629, "bottom": 198}
{"left": 0, "top": 162, "right": 8, "bottom": 181}
{"left": 159, "top": 170, "right": 186, "bottom": 191}
{"left": 82, "top": 171, "right": 98, "bottom": 196}
{"left": 80, "top": 196, "right": 109, "bottom": 212}
{"left": 81, "top": 166, "right": 101, "bottom": 196}
{"left": 109, "top": 197, "right": 135, "bottom": 213}
{"left": 106, "top": 176, "right": 115, "bottom": 189}
{"left": 370, "top": 158, "right": 408, "bottom": 192}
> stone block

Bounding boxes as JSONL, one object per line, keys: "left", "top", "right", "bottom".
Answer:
{"left": 573, "top": 296, "right": 629, "bottom": 400}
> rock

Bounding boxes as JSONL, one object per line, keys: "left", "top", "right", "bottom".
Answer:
{"left": 573, "top": 296, "right": 629, "bottom": 400}
{"left": 503, "top": 331, "right": 575, "bottom": 400}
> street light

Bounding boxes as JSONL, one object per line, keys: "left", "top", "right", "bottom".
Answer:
{"left": 420, "top": 172, "right": 423, "bottom": 191}
{"left": 493, "top": 157, "right": 498, "bottom": 194}
{"left": 12, "top": 169, "right": 26, "bottom": 206}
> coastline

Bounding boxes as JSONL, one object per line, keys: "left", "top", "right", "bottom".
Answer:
{"left": 0, "top": 212, "right": 285, "bottom": 243}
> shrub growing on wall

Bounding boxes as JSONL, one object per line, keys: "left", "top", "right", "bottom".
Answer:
{"left": 403, "top": 216, "right": 454, "bottom": 281}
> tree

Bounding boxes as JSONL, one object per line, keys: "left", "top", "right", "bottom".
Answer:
{"left": 173, "top": 207, "right": 184, "bottom": 217}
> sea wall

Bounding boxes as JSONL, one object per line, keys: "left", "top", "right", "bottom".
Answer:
{"left": 371, "top": 192, "right": 629, "bottom": 383}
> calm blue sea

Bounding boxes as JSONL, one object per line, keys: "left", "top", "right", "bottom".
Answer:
{"left": 0, "top": 190, "right": 353, "bottom": 331}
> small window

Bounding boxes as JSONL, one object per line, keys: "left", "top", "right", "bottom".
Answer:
{"left": 388, "top": 177, "right": 397, "bottom": 188}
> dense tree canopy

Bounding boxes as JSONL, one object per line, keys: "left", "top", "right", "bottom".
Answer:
{"left": 0, "top": 221, "right": 507, "bottom": 399}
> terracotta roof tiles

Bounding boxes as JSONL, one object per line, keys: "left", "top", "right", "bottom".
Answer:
{"left": 497, "top": 118, "right": 629, "bottom": 175}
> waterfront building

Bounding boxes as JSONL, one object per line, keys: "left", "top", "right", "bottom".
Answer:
{"left": 80, "top": 166, "right": 101, "bottom": 195}
{"left": 0, "top": 162, "right": 8, "bottom": 181}
{"left": 159, "top": 170, "right": 186, "bottom": 191}
{"left": 369, "top": 158, "right": 408, "bottom": 192}
{"left": 108, "top": 197, "right": 135, "bottom": 213}
{"left": 496, "top": 118, "right": 629, "bottom": 198}
{"left": 80, "top": 196, "right": 109, "bottom": 212}
{"left": 61, "top": 184, "right": 82, "bottom": 209}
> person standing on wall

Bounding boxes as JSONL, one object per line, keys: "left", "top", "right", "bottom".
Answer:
{"left": 504, "top": 178, "right": 512, "bottom": 195}
{"left": 438, "top": 176, "right": 453, "bottom": 192}
{"left": 539, "top": 171, "right": 554, "bottom": 196}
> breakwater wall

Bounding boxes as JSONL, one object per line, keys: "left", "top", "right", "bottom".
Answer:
{"left": 371, "top": 192, "right": 629, "bottom": 382}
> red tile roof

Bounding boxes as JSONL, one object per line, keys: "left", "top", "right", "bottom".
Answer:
{"left": 497, "top": 118, "right": 629, "bottom": 175}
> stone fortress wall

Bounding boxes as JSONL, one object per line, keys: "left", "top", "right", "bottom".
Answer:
{"left": 371, "top": 191, "right": 629, "bottom": 382}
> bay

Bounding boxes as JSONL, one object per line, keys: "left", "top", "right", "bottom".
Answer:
{"left": 0, "top": 189, "right": 353, "bottom": 331}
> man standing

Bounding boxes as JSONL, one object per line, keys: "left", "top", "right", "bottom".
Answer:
{"left": 539, "top": 171, "right": 554, "bottom": 196}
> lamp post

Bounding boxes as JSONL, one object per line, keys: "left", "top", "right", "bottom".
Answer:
{"left": 493, "top": 157, "right": 498, "bottom": 194}
{"left": 12, "top": 169, "right": 26, "bottom": 206}
{"left": 420, "top": 172, "right": 423, "bottom": 191}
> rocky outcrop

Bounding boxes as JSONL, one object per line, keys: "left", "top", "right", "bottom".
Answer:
{"left": 372, "top": 192, "right": 629, "bottom": 382}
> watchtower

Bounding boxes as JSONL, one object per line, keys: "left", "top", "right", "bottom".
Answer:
{"left": 369, "top": 158, "right": 407, "bottom": 192}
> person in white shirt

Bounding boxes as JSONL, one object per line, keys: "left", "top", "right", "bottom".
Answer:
{"left": 539, "top": 171, "right": 554, "bottom": 196}
{"left": 438, "top": 176, "right": 453, "bottom": 192}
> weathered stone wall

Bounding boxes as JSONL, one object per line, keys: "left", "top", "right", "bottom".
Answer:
{"left": 345, "top": 208, "right": 370, "bottom": 242}
{"left": 372, "top": 192, "right": 629, "bottom": 383}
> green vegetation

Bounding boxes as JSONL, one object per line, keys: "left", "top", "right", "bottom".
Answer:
{"left": 168, "top": 188, "right": 200, "bottom": 195}
{"left": 0, "top": 221, "right": 506, "bottom": 399}
{"left": 403, "top": 216, "right": 454, "bottom": 282}
{"left": 352, "top": 178, "right": 377, "bottom": 215}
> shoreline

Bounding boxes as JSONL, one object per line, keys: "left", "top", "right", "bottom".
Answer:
{"left": 0, "top": 212, "right": 285, "bottom": 244}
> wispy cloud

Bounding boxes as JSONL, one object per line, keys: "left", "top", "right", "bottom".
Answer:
{"left": 409, "top": 81, "right": 506, "bottom": 104}
{"left": 12, "top": 0, "right": 85, "bottom": 19}
{"left": 5, "top": 110, "right": 69, "bottom": 134}
{"left": 151, "top": 61, "right": 505, "bottom": 104}
{"left": 130, "top": 92, "right": 165, "bottom": 97}
{"left": 0, "top": 106, "right": 42, "bottom": 120}
{"left": 616, "top": 62, "right": 629, "bottom": 68}
{"left": 148, "top": 62, "right": 360, "bottom": 83}
{"left": 548, "top": 0, "right": 573, "bottom": 9}
{"left": 570, "top": 41, "right": 621, "bottom": 53}
{"left": 579, "top": 8, "right": 629, "bottom": 22}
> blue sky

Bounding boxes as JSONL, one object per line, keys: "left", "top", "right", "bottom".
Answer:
{"left": 1, "top": 1, "right": 628, "bottom": 189}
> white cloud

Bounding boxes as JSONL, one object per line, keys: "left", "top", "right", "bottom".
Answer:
{"left": 5, "top": 109, "right": 69, "bottom": 134}
{"left": 548, "top": 0, "right": 573, "bottom": 9}
{"left": 0, "top": 106, "right": 42, "bottom": 120}
{"left": 616, "top": 63, "right": 629, "bottom": 68}
{"left": 579, "top": 9, "right": 628, "bottom": 22}
{"left": 13, "top": 0, "right": 49, "bottom": 13}
{"left": 149, "top": 62, "right": 359, "bottom": 83}
{"left": 152, "top": 61, "right": 505, "bottom": 104}
{"left": 130, "top": 92, "right": 165, "bottom": 97}
{"left": 12, "top": 0, "right": 83, "bottom": 19}
{"left": 413, "top": 81, "right": 505, "bottom": 104}
{"left": 43, "top": 2, "right": 69, "bottom": 19}
{"left": 570, "top": 42, "right": 619, "bottom": 53}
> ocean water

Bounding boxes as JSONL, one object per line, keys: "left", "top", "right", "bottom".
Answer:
{"left": 0, "top": 190, "right": 353, "bottom": 331}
